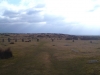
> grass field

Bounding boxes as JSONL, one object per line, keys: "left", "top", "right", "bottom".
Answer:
{"left": 0, "top": 36, "right": 100, "bottom": 75}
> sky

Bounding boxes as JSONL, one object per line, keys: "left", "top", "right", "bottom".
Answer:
{"left": 0, "top": 0, "right": 100, "bottom": 35}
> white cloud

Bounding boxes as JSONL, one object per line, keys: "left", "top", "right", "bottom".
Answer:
{"left": 0, "top": 0, "right": 100, "bottom": 35}
{"left": 45, "top": 0, "right": 100, "bottom": 28}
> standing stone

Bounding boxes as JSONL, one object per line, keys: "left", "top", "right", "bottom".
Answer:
{"left": 37, "top": 39, "right": 39, "bottom": 42}
{"left": 15, "top": 39, "right": 17, "bottom": 42}
{"left": 51, "top": 39, "right": 54, "bottom": 42}
{"left": 2, "top": 39, "right": 4, "bottom": 42}
{"left": 72, "top": 39, "right": 74, "bottom": 42}
{"left": 22, "top": 39, "right": 24, "bottom": 42}
{"left": 8, "top": 38, "right": 10, "bottom": 42}
{"left": 90, "top": 41, "right": 92, "bottom": 43}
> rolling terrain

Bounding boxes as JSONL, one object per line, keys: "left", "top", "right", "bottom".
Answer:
{"left": 0, "top": 33, "right": 100, "bottom": 75}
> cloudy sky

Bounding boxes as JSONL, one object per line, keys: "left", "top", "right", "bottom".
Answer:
{"left": 0, "top": 0, "right": 100, "bottom": 35}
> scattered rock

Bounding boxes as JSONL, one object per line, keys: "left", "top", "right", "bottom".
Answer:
{"left": 64, "top": 44, "right": 70, "bottom": 46}
{"left": 4, "top": 45, "right": 7, "bottom": 46}
{"left": 88, "top": 60, "right": 99, "bottom": 64}
{"left": 10, "top": 42, "right": 14, "bottom": 44}
{"left": 33, "top": 45, "right": 37, "bottom": 46}
{"left": 97, "top": 47, "right": 100, "bottom": 49}
{"left": 52, "top": 45, "right": 55, "bottom": 46}
{"left": 71, "top": 49, "right": 79, "bottom": 53}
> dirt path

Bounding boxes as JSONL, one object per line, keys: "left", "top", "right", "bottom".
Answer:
{"left": 38, "top": 52, "right": 51, "bottom": 69}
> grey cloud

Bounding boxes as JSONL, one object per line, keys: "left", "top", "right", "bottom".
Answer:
{"left": 43, "top": 14, "right": 65, "bottom": 25}
{"left": 1, "top": 3, "right": 99, "bottom": 35}
{"left": 3, "top": 10, "right": 19, "bottom": 18}
{"left": 0, "top": 8, "right": 89, "bottom": 35}
{"left": 0, "top": 18, "right": 10, "bottom": 23}
{"left": 0, "top": 16, "right": 19, "bottom": 24}
{"left": 0, "top": 7, "right": 75, "bottom": 33}
{"left": 27, "top": 9, "right": 42, "bottom": 15}
{"left": 44, "top": 14, "right": 64, "bottom": 21}
{"left": 20, "top": 13, "right": 44, "bottom": 23}
{"left": 35, "top": 4, "right": 45, "bottom": 8}
{"left": 1, "top": 7, "right": 44, "bottom": 25}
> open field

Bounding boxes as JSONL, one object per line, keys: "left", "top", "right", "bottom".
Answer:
{"left": 0, "top": 34, "right": 100, "bottom": 75}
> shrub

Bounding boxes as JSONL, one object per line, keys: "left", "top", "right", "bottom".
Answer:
{"left": 0, "top": 48, "right": 13, "bottom": 59}
{"left": 52, "top": 45, "right": 55, "bottom": 46}
{"left": 25, "top": 40, "right": 31, "bottom": 42}
{"left": 10, "top": 42, "right": 14, "bottom": 44}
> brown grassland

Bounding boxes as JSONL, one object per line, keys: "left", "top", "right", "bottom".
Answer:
{"left": 0, "top": 34, "right": 100, "bottom": 75}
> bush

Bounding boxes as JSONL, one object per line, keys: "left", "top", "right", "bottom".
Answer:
{"left": 0, "top": 48, "right": 13, "bottom": 59}
{"left": 10, "top": 42, "right": 14, "bottom": 44}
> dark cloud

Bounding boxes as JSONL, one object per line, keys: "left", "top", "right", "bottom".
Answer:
{"left": 20, "top": 12, "right": 44, "bottom": 23}
{"left": 0, "top": 8, "right": 82, "bottom": 34}
{"left": 0, "top": 18, "right": 10, "bottom": 23}
{"left": 3, "top": 10, "right": 19, "bottom": 18}
{"left": 1, "top": 1, "right": 100, "bottom": 35}
{"left": 0, "top": 7, "right": 44, "bottom": 25}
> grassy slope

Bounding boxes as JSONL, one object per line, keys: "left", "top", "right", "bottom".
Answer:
{"left": 0, "top": 39, "right": 100, "bottom": 75}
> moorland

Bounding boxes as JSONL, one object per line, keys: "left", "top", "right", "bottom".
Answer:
{"left": 0, "top": 33, "right": 100, "bottom": 75}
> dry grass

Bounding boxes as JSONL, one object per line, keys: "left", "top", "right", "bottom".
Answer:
{"left": 0, "top": 35, "right": 100, "bottom": 75}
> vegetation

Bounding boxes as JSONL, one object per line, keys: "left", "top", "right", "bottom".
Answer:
{"left": 10, "top": 42, "right": 14, "bottom": 44}
{"left": 0, "top": 48, "right": 13, "bottom": 59}
{"left": 0, "top": 33, "right": 100, "bottom": 75}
